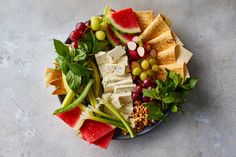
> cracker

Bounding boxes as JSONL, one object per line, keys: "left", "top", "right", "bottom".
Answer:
{"left": 156, "top": 62, "right": 185, "bottom": 80}
{"left": 176, "top": 45, "right": 193, "bottom": 64}
{"left": 141, "top": 14, "right": 170, "bottom": 43}
{"left": 44, "top": 68, "right": 62, "bottom": 87}
{"left": 157, "top": 45, "right": 177, "bottom": 65}
{"left": 147, "top": 30, "right": 176, "bottom": 52}
{"left": 135, "top": 10, "right": 154, "bottom": 31}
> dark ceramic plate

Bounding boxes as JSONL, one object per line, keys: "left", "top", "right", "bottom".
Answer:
{"left": 60, "top": 37, "right": 170, "bottom": 140}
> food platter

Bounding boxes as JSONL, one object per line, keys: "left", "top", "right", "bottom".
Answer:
{"left": 45, "top": 6, "right": 198, "bottom": 149}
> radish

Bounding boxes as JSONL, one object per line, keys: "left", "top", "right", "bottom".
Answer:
{"left": 129, "top": 50, "right": 140, "bottom": 60}
{"left": 132, "top": 36, "right": 139, "bottom": 43}
{"left": 150, "top": 49, "right": 157, "bottom": 57}
{"left": 127, "top": 41, "right": 137, "bottom": 51}
{"left": 137, "top": 46, "right": 146, "bottom": 58}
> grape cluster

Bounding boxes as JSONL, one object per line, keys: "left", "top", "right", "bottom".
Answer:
{"left": 90, "top": 16, "right": 107, "bottom": 41}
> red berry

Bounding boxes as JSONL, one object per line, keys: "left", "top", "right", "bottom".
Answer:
{"left": 134, "top": 85, "right": 143, "bottom": 94}
{"left": 143, "top": 77, "right": 155, "bottom": 88}
{"left": 129, "top": 50, "right": 140, "bottom": 60}
{"left": 132, "top": 92, "right": 142, "bottom": 101}
{"left": 69, "top": 30, "right": 83, "bottom": 41}
{"left": 142, "top": 96, "right": 151, "bottom": 102}
{"left": 75, "top": 22, "right": 86, "bottom": 32}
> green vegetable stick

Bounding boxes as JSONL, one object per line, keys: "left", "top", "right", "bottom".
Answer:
{"left": 103, "top": 101, "right": 135, "bottom": 138}
{"left": 53, "top": 79, "right": 94, "bottom": 115}
{"left": 61, "top": 89, "right": 75, "bottom": 107}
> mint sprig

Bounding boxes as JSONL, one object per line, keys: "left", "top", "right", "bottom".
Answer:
{"left": 143, "top": 69, "right": 198, "bottom": 122}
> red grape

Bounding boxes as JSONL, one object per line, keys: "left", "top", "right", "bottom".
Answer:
{"left": 69, "top": 30, "right": 83, "bottom": 41}
{"left": 132, "top": 92, "right": 142, "bottom": 101}
{"left": 134, "top": 85, "right": 142, "bottom": 94}
{"left": 142, "top": 96, "right": 151, "bottom": 102}
{"left": 75, "top": 22, "right": 86, "bottom": 32}
{"left": 143, "top": 77, "right": 155, "bottom": 88}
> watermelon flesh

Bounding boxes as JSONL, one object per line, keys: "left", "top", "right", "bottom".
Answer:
{"left": 80, "top": 119, "right": 116, "bottom": 144}
{"left": 56, "top": 107, "right": 82, "bottom": 130}
{"left": 114, "top": 30, "right": 135, "bottom": 44}
{"left": 93, "top": 129, "right": 115, "bottom": 149}
{"left": 106, "top": 25, "right": 120, "bottom": 47}
{"left": 108, "top": 8, "right": 141, "bottom": 34}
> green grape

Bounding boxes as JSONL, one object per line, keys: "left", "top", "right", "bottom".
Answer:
{"left": 95, "top": 30, "right": 106, "bottom": 40}
{"left": 132, "top": 67, "right": 141, "bottom": 76}
{"left": 147, "top": 69, "right": 155, "bottom": 77}
{"left": 152, "top": 65, "right": 159, "bottom": 72}
{"left": 131, "top": 61, "right": 140, "bottom": 70}
{"left": 100, "top": 22, "right": 108, "bottom": 31}
{"left": 140, "top": 72, "right": 148, "bottom": 81}
{"left": 91, "top": 16, "right": 100, "bottom": 23}
{"left": 171, "top": 105, "right": 178, "bottom": 112}
{"left": 141, "top": 60, "right": 149, "bottom": 70}
{"left": 148, "top": 58, "right": 157, "bottom": 65}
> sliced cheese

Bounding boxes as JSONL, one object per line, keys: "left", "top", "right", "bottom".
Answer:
{"left": 115, "top": 55, "right": 128, "bottom": 65}
{"left": 95, "top": 51, "right": 110, "bottom": 65}
{"left": 102, "top": 74, "right": 132, "bottom": 85}
{"left": 177, "top": 45, "right": 193, "bottom": 64}
{"left": 103, "top": 79, "right": 133, "bottom": 93}
{"left": 107, "top": 46, "right": 126, "bottom": 63}
{"left": 114, "top": 84, "right": 135, "bottom": 93}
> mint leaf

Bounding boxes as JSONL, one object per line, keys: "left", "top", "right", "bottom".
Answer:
{"left": 68, "top": 63, "right": 90, "bottom": 76}
{"left": 92, "top": 40, "right": 109, "bottom": 53}
{"left": 77, "top": 42, "right": 89, "bottom": 52}
{"left": 180, "top": 78, "right": 198, "bottom": 90}
{"left": 143, "top": 88, "right": 159, "bottom": 99}
{"left": 66, "top": 70, "right": 81, "bottom": 92}
{"left": 53, "top": 39, "right": 70, "bottom": 57}
{"left": 163, "top": 92, "right": 184, "bottom": 103}
{"left": 144, "top": 103, "right": 163, "bottom": 121}
{"left": 56, "top": 55, "right": 69, "bottom": 74}
{"left": 169, "top": 71, "right": 182, "bottom": 87}
{"left": 74, "top": 49, "right": 87, "bottom": 62}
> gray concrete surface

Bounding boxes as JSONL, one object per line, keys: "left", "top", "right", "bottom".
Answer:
{"left": 0, "top": 0, "right": 236, "bottom": 156}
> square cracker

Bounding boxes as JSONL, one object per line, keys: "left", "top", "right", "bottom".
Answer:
{"left": 135, "top": 10, "right": 154, "bottom": 31}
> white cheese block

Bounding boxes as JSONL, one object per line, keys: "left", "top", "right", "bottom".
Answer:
{"left": 115, "top": 55, "right": 128, "bottom": 65}
{"left": 111, "top": 98, "right": 122, "bottom": 109}
{"left": 103, "top": 79, "right": 133, "bottom": 93}
{"left": 95, "top": 51, "right": 110, "bottom": 65}
{"left": 102, "top": 74, "right": 132, "bottom": 85}
{"left": 177, "top": 46, "right": 193, "bottom": 64}
{"left": 107, "top": 46, "right": 126, "bottom": 63}
{"left": 114, "top": 84, "right": 135, "bottom": 93}
{"left": 99, "top": 63, "right": 126, "bottom": 77}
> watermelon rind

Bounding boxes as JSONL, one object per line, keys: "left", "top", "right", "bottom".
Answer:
{"left": 108, "top": 16, "right": 141, "bottom": 34}
{"left": 114, "top": 30, "right": 135, "bottom": 44}
{"left": 105, "top": 26, "right": 120, "bottom": 47}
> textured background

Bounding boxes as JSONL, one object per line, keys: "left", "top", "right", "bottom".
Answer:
{"left": 0, "top": 0, "right": 236, "bottom": 157}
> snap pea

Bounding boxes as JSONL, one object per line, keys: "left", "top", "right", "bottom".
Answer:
{"left": 53, "top": 79, "right": 94, "bottom": 115}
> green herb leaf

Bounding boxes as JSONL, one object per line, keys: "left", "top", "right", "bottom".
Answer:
{"left": 163, "top": 92, "right": 184, "bottom": 103}
{"left": 144, "top": 103, "right": 164, "bottom": 121}
{"left": 56, "top": 56, "right": 69, "bottom": 74}
{"left": 68, "top": 63, "right": 90, "bottom": 76}
{"left": 53, "top": 39, "right": 70, "bottom": 57}
{"left": 66, "top": 70, "right": 81, "bottom": 92}
{"left": 180, "top": 77, "right": 198, "bottom": 90}
{"left": 143, "top": 88, "right": 159, "bottom": 99}
{"left": 74, "top": 50, "right": 87, "bottom": 62}
{"left": 92, "top": 40, "right": 109, "bottom": 53}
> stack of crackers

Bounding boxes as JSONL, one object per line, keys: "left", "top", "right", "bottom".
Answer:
{"left": 136, "top": 10, "right": 193, "bottom": 80}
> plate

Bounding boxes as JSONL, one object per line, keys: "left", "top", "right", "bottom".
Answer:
{"left": 59, "top": 37, "right": 170, "bottom": 139}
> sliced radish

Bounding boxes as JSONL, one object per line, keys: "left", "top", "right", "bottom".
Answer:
{"left": 132, "top": 36, "right": 139, "bottom": 43}
{"left": 127, "top": 41, "right": 137, "bottom": 51}
{"left": 137, "top": 47, "right": 146, "bottom": 58}
{"left": 150, "top": 49, "right": 157, "bottom": 57}
{"left": 129, "top": 50, "right": 140, "bottom": 60}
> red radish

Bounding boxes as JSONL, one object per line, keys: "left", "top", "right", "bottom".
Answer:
{"left": 137, "top": 46, "right": 146, "bottom": 58}
{"left": 127, "top": 41, "right": 137, "bottom": 51}
{"left": 150, "top": 49, "right": 157, "bottom": 57}
{"left": 75, "top": 22, "right": 87, "bottom": 32}
{"left": 128, "top": 50, "right": 140, "bottom": 60}
{"left": 144, "top": 43, "right": 151, "bottom": 51}
{"left": 132, "top": 36, "right": 139, "bottom": 43}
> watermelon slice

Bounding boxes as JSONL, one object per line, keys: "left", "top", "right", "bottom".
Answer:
{"left": 56, "top": 107, "right": 84, "bottom": 130}
{"left": 108, "top": 8, "right": 141, "bottom": 34}
{"left": 93, "top": 129, "right": 115, "bottom": 149}
{"left": 106, "top": 25, "right": 120, "bottom": 47}
{"left": 80, "top": 119, "right": 115, "bottom": 144}
{"left": 114, "top": 30, "right": 135, "bottom": 44}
